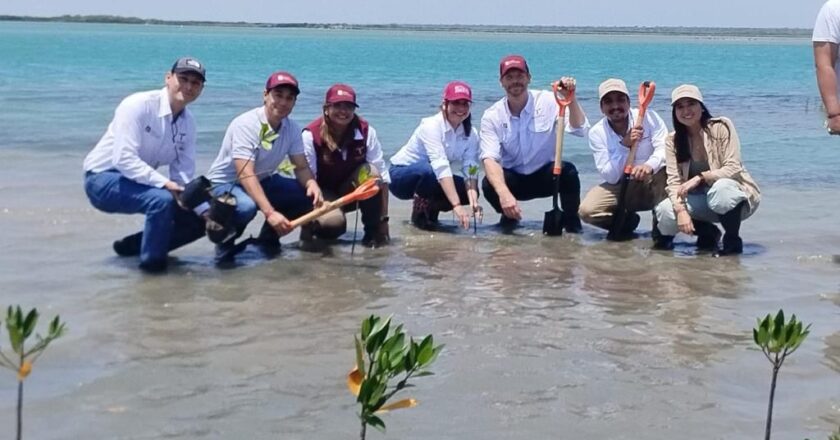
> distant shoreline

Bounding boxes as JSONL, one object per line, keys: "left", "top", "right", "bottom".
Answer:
{"left": 0, "top": 14, "right": 812, "bottom": 38}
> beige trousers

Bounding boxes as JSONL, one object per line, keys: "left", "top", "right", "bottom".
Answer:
{"left": 578, "top": 169, "right": 667, "bottom": 230}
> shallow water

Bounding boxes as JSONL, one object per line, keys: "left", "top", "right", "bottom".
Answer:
{"left": 0, "top": 158, "right": 838, "bottom": 439}
{"left": 0, "top": 22, "right": 838, "bottom": 439}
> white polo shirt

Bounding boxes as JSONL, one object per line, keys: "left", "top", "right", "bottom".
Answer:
{"left": 390, "top": 111, "right": 479, "bottom": 180}
{"left": 302, "top": 125, "right": 392, "bottom": 184}
{"left": 83, "top": 88, "right": 197, "bottom": 187}
{"left": 587, "top": 108, "right": 668, "bottom": 185}
{"left": 814, "top": 0, "right": 840, "bottom": 99}
{"left": 205, "top": 107, "right": 304, "bottom": 184}
{"left": 479, "top": 89, "right": 589, "bottom": 175}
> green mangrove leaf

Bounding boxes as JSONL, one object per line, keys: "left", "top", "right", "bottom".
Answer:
{"left": 366, "top": 414, "right": 386, "bottom": 432}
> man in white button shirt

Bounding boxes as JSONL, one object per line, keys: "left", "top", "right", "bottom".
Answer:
{"left": 579, "top": 78, "right": 668, "bottom": 242}
{"left": 480, "top": 54, "right": 589, "bottom": 231}
{"left": 83, "top": 57, "right": 207, "bottom": 273}
{"left": 813, "top": 0, "right": 840, "bottom": 135}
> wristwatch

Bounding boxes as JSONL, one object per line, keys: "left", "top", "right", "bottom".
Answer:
{"left": 380, "top": 216, "right": 389, "bottom": 223}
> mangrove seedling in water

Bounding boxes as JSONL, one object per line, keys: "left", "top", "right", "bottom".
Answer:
{"left": 468, "top": 165, "right": 480, "bottom": 234}
{"left": 753, "top": 309, "right": 810, "bottom": 440}
{"left": 348, "top": 315, "right": 443, "bottom": 439}
{"left": 0, "top": 306, "right": 67, "bottom": 440}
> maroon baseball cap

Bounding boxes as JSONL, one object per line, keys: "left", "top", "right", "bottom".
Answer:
{"left": 499, "top": 55, "right": 529, "bottom": 78}
{"left": 265, "top": 71, "right": 300, "bottom": 95}
{"left": 443, "top": 81, "right": 472, "bottom": 102}
{"left": 325, "top": 83, "right": 358, "bottom": 107}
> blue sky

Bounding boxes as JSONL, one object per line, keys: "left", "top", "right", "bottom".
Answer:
{"left": 0, "top": 0, "right": 826, "bottom": 28}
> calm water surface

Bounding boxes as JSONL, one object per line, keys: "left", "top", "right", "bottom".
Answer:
{"left": 0, "top": 22, "right": 838, "bottom": 439}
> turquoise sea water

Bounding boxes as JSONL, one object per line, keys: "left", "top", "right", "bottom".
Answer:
{"left": 0, "top": 22, "right": 832, "bottom": 186}
{"left": 0, "top": 22, "right": 838, "bottom": 440}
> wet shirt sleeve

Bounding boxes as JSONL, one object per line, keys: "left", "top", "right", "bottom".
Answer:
{"left": 365, "top": 127, "right": 390, "bottom": 183}
{"left": 588, "top": 122, "right": 624, "bottom": 185}
{"left": 301, "top": 129, "right": 318, "bottom": 177}
{"left": 110, "top": 99, "right": 169, "bottom": 188}
{"left": 813, "top": 2, "right": 840, "bottom": 44}
{"left": 479, "top": 110, "right": 503, "bottom": 163}
{"left": 417, "top": 118, "right": 453, "bottom": 180}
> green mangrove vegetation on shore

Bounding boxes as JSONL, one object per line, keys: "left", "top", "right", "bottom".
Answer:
{"left": 0, "top": 14, "right": 812, "bottom": 38}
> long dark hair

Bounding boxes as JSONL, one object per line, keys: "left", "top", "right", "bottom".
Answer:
{"left": 671, "top": 100, "right": 729, "bottom": 163}
{"left": 441, "top": 101, "right": 472, "bottom": 137}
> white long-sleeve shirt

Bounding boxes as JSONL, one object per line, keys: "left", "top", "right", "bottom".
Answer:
{"left": 587, "top": 108, "right": 668, "bottom": 185}
{"left": 479, "top": 89, "right": 589, "bottom": 175}
{"left": 302, "top": 126, "right": 391, "bottom": 184}
{"left": 390, "top": 111, "right": 479, "bottom": 179}
{"left": 83, "top": 88, "right": 196, "bottom": 187}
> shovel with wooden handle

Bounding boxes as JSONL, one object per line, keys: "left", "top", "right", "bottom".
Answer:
{"left": 542, "top": 81, "right": 575, "bottom": 236}
{"left": 607, "top": 81, "right": 656, "bottom": 241}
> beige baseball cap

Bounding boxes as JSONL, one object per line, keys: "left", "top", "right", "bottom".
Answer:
{"left": 671, "top": 84, "right": 704, "bottom": 105}
{"left": 598, "top": 78, "right": 629, "bottom": 101}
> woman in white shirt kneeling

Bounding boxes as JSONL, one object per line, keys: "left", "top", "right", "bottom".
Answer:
{"left": 389, "top": 81, "right": 482, "bottom": 230}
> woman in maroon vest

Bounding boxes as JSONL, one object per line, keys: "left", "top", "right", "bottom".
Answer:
{"left": 302, "top": 84, "right": 390, "bottom": 247}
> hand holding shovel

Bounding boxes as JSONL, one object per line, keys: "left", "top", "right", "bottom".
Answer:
{"left": 607, "top": 81, "right": 656, "bottom": 241}
{"left": 542, "top": 80, "right": 575, "bottom": 236}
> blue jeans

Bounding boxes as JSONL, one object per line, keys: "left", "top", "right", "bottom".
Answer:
{"left": 84, "top": 170, "right": 204, "bottom": 264}
{"left": 389, "top": 162, "right": 469, "bottom": 207}
{"left": 654, "top": 178, "right": 756, "bottom": 236}
{"left": 210, "top": 174, "right": 312, "bottom": 238}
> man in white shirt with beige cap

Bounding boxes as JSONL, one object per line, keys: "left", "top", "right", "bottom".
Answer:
{"left": 579, "top": 78, "right": 668, "bottom": 242}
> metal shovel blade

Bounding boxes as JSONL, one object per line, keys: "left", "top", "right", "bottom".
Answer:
{"left": 543, "top": 206, "right": 564, "bottom": 236}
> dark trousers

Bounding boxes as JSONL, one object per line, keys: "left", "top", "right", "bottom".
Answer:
{"left": 481, "top": 161, "right": 580, "bottom": 217}
{"left": 314, "top": 164, "right": 383, "bottom": 238}
{"left": 389, "top": 162, "right": 470, "bottom": 210}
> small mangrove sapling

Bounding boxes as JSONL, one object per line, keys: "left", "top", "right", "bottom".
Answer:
{"left": 753, "top": 309, "right": 811, "bottom": 440}
{"left": 347, "top": 315, "right": 443, "bottom": 439}
{"left": 1, "top": 306, "right": 67, "bottom": 440}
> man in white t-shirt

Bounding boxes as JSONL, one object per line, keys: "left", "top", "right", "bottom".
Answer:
{"left": 205, "top": 71, "right": 323, "bottom": 262}
{"left": 813, "top": 0, "right": 840, "bottom": 134}
{"left": 83, "top": 57, "right": 207, "bottom": 273}
{"left": 479, "top": 54, "right": 589, "bottom": 231}
{"left": 579, "top": 78, "right": 668, "bottom": 243}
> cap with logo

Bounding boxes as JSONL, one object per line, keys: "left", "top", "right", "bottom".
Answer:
{"left": 499, "top": 55, "right": 529, "bottom": 78}
{"left": 171, "top": 57, "right": 206, "bottom": 82}
{"left": 443, "top": 81, "right": 473, "bottom": 102}
{"left": 265, "top": 71, "right": 300, "bottom": 95}
{"left": 325, "top": 83, "right": 358, "bottom": 107}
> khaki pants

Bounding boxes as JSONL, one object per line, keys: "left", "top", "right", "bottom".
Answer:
{"left": 578, "top": 169, "right": 667, "bottom": 231}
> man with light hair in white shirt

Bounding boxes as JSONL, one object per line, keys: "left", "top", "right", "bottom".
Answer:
{"left": 579, "top": 78, "right": 668, "bottom": 243}
{"left": 479, "top": 54, "right": 589, "bottom": 231}
{"left": 814, "top": 0, "right": 840, "bottom": 135}
{"left": 83, "top": 57, "right": 207, "bottom": 273}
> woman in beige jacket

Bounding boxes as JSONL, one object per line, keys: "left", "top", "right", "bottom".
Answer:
{"left": 653, "top": 84, "right": 760, "bottom": 255}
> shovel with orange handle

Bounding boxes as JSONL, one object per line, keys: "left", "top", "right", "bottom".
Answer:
{"left": 542, "top": 80, "right": 575, "bottom": 236}
{"left": 606, "top": 81, "right": 656, "bottom": 241}
{"left": 289, "top": 177, "right": 381, "bottom": 228}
